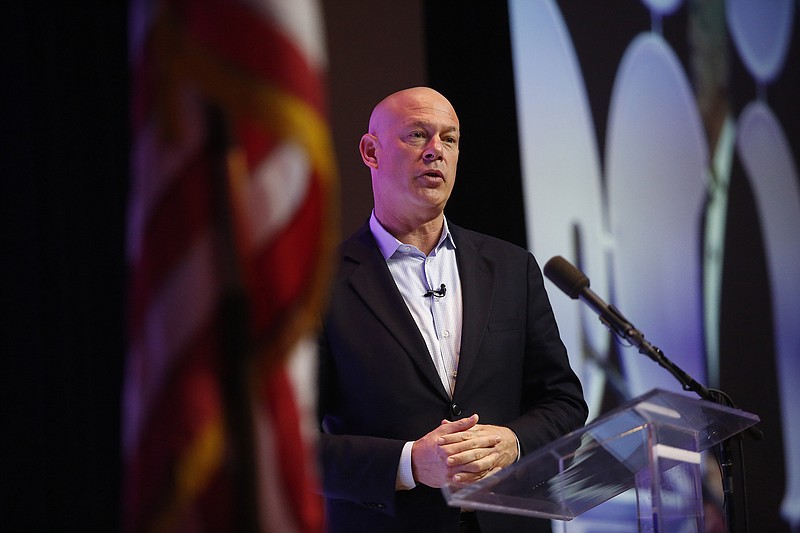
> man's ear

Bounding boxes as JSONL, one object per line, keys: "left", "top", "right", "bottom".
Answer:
{"left": 359, "top": 133, "right": 379, "bottom": 169}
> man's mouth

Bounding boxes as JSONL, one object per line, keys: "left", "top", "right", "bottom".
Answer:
{"left": 422, "top": 170, "right": 444, "bottom": 179}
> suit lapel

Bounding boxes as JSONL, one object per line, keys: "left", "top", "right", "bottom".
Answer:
{"left": 342, "top": 225, "right": 450, "bottom": 400}
{"left": 450, "top": 225, "right": 494, "bottom": 394}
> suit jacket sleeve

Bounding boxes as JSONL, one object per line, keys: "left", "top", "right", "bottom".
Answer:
{"left": 317, "top": 329, "right": 407, "bottom": 514}
{"left": 504, "top": 251, "right": 589, "bottom": 455}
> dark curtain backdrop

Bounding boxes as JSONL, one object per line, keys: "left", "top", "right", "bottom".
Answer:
{"left": 2, "top": 4, "right": 129, "bottom": 531}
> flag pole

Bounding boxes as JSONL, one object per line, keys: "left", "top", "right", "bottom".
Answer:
{"left": 206, "top": 103, "right": 261, "bottom": 533}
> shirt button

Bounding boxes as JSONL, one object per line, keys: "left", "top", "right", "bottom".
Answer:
{"left": 443, "top": 330, "right": 450, "bottom": 338}
{"left": 450, "top": 403, "right": 462, "bottom": 417}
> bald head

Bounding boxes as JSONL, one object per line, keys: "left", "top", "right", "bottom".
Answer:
{"left": 368, "top": 87, "right": 459, "bottom": 136}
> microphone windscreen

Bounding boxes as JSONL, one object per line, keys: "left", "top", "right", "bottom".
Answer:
{"left": 543, "top": 256, "right": 589, "bottom": 299}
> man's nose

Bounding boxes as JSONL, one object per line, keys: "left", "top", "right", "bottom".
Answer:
{"left": 423, "top": 138, "right": 443, "bottom": 160}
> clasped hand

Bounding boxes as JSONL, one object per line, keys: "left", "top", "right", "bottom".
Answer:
{"left": 411, "top": 414, "right": 518, "bottom": 488}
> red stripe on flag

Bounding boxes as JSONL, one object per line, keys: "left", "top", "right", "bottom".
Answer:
{"left": 177, "top": 0, "right": 326, "bottom": 116}
{"left": 261, "top": 367, "right": 324, "bottom": 531}
{"left": 123, "top": 321, "right": 229, "bottom": 531}
{"left": 249, "top": 173, "right": 324, "bottom": 335}
{"left": 128, "top": 151, "right": 215, "bottom": 336}
{"left": 234, "top": 116, "right": 280, "bottom": 174}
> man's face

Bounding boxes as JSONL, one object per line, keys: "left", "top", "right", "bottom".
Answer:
{"left": 365, "top": 88, "right": 460, "bottom": 227}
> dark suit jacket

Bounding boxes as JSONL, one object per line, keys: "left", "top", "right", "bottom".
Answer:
{"left": 318, "top": 221, "right": 588, "bottom": 533}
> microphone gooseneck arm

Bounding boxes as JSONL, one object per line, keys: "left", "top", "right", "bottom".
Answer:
{"left": 596, "top": 299, "right": 712, "bottom": 400}
{"left": 543, "top": 256, "right": 760, "bottom": 432}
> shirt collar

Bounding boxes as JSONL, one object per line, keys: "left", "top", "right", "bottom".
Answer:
{"left": 369, "top": 210, "right": 456, "bottom": 260}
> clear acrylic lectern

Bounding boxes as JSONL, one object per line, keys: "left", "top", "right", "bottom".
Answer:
{"left": 442, "top": 389, "right": 760, "bottom": 532}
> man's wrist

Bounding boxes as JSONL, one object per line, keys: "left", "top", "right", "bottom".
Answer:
{"left": 395, "top": 441, "right": 416, "bottom": 490}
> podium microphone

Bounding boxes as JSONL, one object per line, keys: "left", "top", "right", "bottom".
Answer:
{"left": 542, "top": 255, "right": 713, "bottom": 401}
{"left": 543, "top": 255, "right": 638, "bottom": 344}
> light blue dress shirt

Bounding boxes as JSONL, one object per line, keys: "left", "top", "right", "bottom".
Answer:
{"left": 369, "top": 212, "right": 463, "bottom": 396}
{"left": 369, "top": 211, "right": 464, "bottom": 489}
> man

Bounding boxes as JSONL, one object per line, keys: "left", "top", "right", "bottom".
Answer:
{"left": 318, "top": 87, "right": 587, "bottom": 532}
